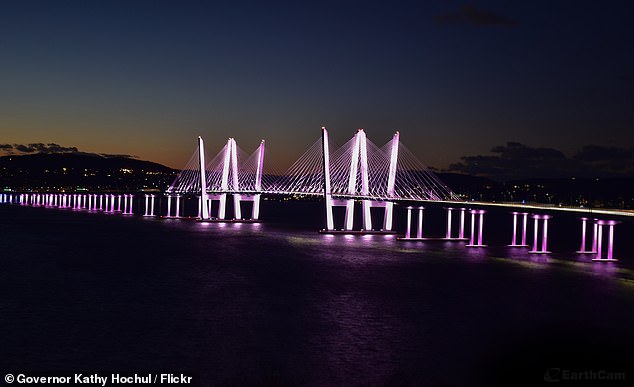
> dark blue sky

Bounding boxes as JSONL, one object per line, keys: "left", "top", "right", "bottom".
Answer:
{"left": 1, "top": 1, "right": 632, "bottom": 170}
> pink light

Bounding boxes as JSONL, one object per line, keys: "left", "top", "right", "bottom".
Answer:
{"left": 358, "top": 130, "right": 372, "bottom": 230}
{"left": 405, "top": 206, "right": 412, "bottom": 238}
{"left": 252, "top": 139, "right": 265, "bottom": 220}
{"left": 198, "top": 136, "right": 210, "bottom": 220}
{"left": 607, "top": 223, "right": 614, "bottom": 260}
{"left": 532, "top": 216, "right": 539, "bottom": 251}
{"left": 511, "top": 212, "right": 517, "bottom": 246}
{"left": 382, "top": 131, "right": 399, "bottom": 230}
{"left": 446, "top": 208, "right": 453, "bottom": 239}
{"left": 521, "top": 213, "right": 528, "bottom": 245}
{"left": 578, "top": 218, "right": 587, "bottom": 253}
{"left": 230, "top": 138, "right": 242, "bottom": 220}
{"left": 218, "top": 139, "right": 232, "bottom": 220}
{"left": 469, "top": 210, "right": 475, "bottom": 245}
{"left": 417, "top": 206, "right": 424, "bottom": 239}
{"left": 541, "top": 216, "right": 549, "bottom": 252}
{"left": 322, "top": 127, "right": 334, "bottom": 230}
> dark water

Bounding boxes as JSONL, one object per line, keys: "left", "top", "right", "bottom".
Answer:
{"left": 1, "top": 201, "right": 633, "bottom": 386}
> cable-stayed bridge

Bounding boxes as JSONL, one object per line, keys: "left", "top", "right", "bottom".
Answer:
{"left": 167, "top": 127, "right": 457, "bottom": 231}
{"left": 2, "top": 127, "right": 632, "bottom": 261}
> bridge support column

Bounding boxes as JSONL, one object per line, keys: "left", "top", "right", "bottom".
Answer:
{"left": 362, "top": 200, "right": 372, "bottom": 231}
{"left": 405, "top": 206, "right": 412, "bottom": 238}
{"left": 175, "top": 195, "right": 181, "bottom": 217}
{"left": 117, "top": 195, "right": 122, "bottom": 212}
{"left": 383, "top": 202, "right": 394, "bottom": 231}
{"left": 445, "top": 208, "right": 453, "bottom": 239}
{"left": 144, "top": 195, "right": 150, "bottom": 216}
{"left": 126, "top": 194, "right": 134, "bottom": 214}
{"left": 233, "top": 194, "right": 242, "bottom": 220}
{"left": 592, "top": 220, "right": 618, "bottom": 261}
{"left": 251, "top": 194, "right": 260, "bottom": 220}
{"left": 399, "top": 206, "right": 425, "bottom": 240}
{"left": 252, "top": 194, "right": 261, "bottom": 220}
{"left": 166, "top": 195, "right": 172, "bottom": 218}
{"left": 509, "top": 212, "right": 530, "bottom": 247}
{"left": 198, "top": 136, "right": 210, "bottom": 220}
{"left": 591, "top": 222, "right": 598, "bottom": 253}
{"left": 218, "top": 194, "right": 227, "bottom": 220}
{"left": 344, "top": 200, "right": 354, "bottom": 231}
{"left": 417, "top": 206, "right": 424, "bottom": 239}
{"left": 466, "top": 210, "right": 486, "bottom": 247}
{"left": 322, "top": 127, "right": 334, "bottom": 231}
{"left": 576, "top": 217, "right": 595, "bottom": 253}
{"left": 529, "top": 215, "right": 551, "bottom": 254}
{"left": 445, "top": 207, "right": 468, "bottom": 240}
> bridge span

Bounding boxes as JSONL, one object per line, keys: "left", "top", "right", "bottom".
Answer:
{"left": 1, "top": 127, "right": 630, "bottom": 262}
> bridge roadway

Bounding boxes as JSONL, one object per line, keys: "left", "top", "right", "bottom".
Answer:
{"left": 194, "top": 190, "right": 634, "bottom": 218}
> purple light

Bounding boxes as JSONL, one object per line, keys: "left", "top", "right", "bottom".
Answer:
{"left": 322, "top": 127, "right": 334, "bottom": 231}
{"left": 405, "top": 206, "right": 412, "bottom": 238}
{"left": 198, "top": 136, "right": 210, "bottom": 220}
{"left": 529, "top": 214, "right": 551, "bottom": 254}
{"left": 417, "top": 206, "right": 424, "bottom": 239}
{"left": 446, "top": 208, "right": 453, "bottom": 239}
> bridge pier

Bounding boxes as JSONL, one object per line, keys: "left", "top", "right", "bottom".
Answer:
{"left": 166, "top": 195, "right": 172, "bottom": 217}
{"left": 144, "top": 194, "right": 154, "bottom": 216}
{"left": 576, "top": 217, "right": 595, "bottom": 253}
{"left": 143, "top": 194, "right": 150, "bottom": 216}
{"left": 466, "top": 210, "right": 486, "bottom": 247}
{"left": 398, "top": 206, "right": 426, "bottom": 240}
{"left": 129, "top": 194, "right": 134, "bottom": 214}
{"left": 218, "top": 194, "right": 227, "bottom": 220}
{"left": 509, "top": 212, "right": 529, "bottom": 247}
{"left": 592, "top": 220, "right": 618, "bottom": 262}
{"left": 444, "top": 207, "right": 468, "bottom": 240}
{"left": 528, "top": 215, "right": 551, "bottom": 254}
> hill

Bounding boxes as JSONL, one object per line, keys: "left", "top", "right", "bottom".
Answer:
{"left": 0, "top": 153, "right": 176, "bottom": 191}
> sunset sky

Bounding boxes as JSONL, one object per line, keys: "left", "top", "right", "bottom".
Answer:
{"left": 1, "top": 1, "right": 632, "bottom": 172}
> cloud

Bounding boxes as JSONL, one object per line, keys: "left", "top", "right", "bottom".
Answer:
{"left": 447, "top": 142, "right": 634, "bottom": 181}
{"left": 9, "top": 143, "right": 79, "bottom": 154}
{"left": 99, "top": 153, "right": 136, "bottom": 159}
{"left": 0, "top": 143, "right": 134, "bottom": 159}
{"left": 435, "top": 5, "right": 518, "bottom": 27}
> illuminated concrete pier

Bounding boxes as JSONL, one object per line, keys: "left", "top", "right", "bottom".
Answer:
{"left": 398, "top": 206, "right": 428, "bottom": 241}
{"left": 576, "top": 217, "right": 595, "bottom": 254}
{"left": 320, "top": 128, "right": 398, "bottom": 234}
{"left": 443, "top": 207, "right": 468, "bottom": 240}
{"left": 509, "top": 212, "right": 529, "bottom": 247}
{"left": 465, "top": 209, "right": 486, "bottom": 247}
{"left": 528, "top": 215, "right": 551, "bottom": 254}
{"left": 592, "top": 220, "right": 619, "bottom": 262}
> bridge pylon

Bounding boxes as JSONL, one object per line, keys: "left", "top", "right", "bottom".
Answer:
{"left": 320, "top": 127, "right": 398, "bottom": 234}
